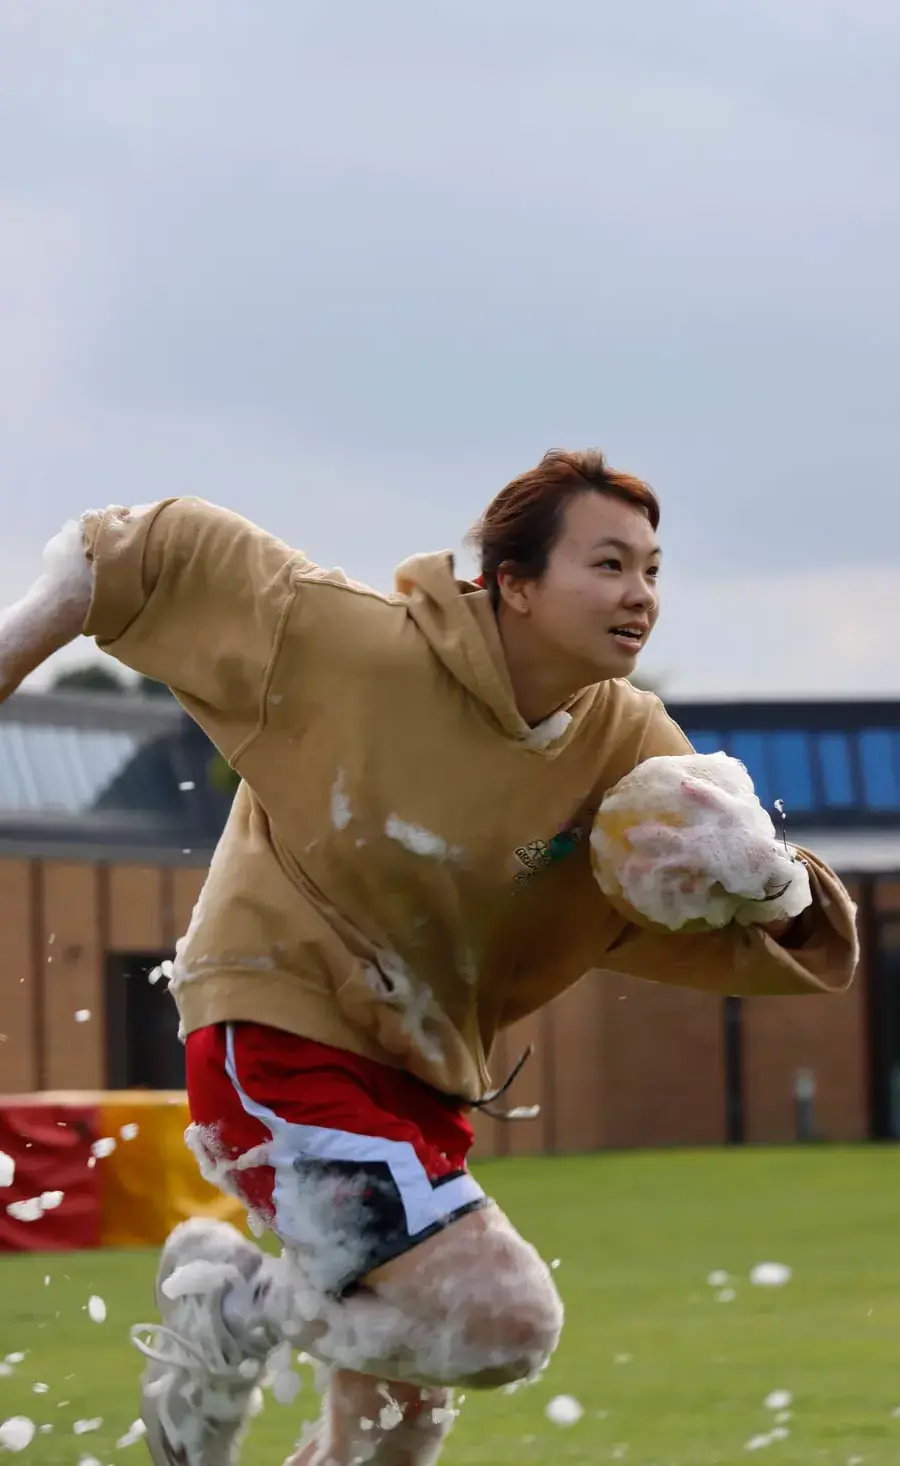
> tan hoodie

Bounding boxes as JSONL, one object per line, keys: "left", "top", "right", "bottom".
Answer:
{"left": 81, "top": 498, "right": 858, "bottom": 1103}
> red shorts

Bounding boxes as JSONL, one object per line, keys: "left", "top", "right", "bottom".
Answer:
{"left": 185, "top": 1023, "right": 488, "bottom": 1296}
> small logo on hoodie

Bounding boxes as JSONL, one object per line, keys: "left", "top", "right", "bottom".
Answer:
{"left": 513, "top": 826, "right": 584, "bottom": 886}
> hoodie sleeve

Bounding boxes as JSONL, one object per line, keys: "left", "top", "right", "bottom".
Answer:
{"left": 81, "top": 498, "right": 301, "bottom": 760}
{"left": 596, "top": 846, "right": 858, "bottom": 996}
{"left": 499, "top": 696, "right": 859, "bottom": 1027}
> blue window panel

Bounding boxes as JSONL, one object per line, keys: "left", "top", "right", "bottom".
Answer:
{"left": 727, "top": 732, "right": 773, "bottom": 809}
{"left": 686, "top": 730, "right": 723, "bottom": 755}
{"left": 768, "top": 731, "right": 815, "bottom": 813}
{"left": 859, "top": 729, "right": 900, "bottom": 811}
{"left": 816, "top": 732, "right": 855, "bottom": 808}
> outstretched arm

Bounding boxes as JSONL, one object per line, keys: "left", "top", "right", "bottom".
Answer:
{"left": 0, "top": 519, "right": 93, "bottom": 702}
{"left": 0, "top": 498, "right": 302, "bottom": 759}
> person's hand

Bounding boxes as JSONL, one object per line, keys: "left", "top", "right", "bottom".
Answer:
{"left": 0, "top": 519, "right": 93, "bottom": 702}
{"left": 591, "top": 752, "right": 813, "bottom": 933}
{"left": 621, "top": 811, "right": 810, "bottom": 932}
{"left": 760, "top": 914, "right": 795, "bottom": 941}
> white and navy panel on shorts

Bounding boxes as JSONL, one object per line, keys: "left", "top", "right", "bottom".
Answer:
{"left": 223, "top": 1025, "right": 489, "bottom": 1297}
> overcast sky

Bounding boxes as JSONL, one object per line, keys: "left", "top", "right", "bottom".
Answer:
{"left": 1, "top": 0, "right": 898, "bottom": 698}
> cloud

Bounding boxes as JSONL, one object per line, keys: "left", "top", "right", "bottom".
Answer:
{"left": 647, "top": 566, "right": 899, "bottom": 696}
{"left": 0, "top": 0, "right": 898, "bottom": 696}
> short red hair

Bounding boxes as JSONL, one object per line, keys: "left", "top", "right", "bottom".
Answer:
{"left": 469, "top": 449, "right": 659, "bottom": 606}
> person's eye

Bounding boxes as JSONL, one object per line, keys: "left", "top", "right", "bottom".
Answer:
{"left": 594, "top": 558, "right": 622, "bottom": 572}
{"left": 647, "top": 564, "right": 661, "bottom": 579}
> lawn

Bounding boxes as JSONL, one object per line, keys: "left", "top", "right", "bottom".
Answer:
{"left": 3, "top": 1146, "right": 900, "bottom": 1464}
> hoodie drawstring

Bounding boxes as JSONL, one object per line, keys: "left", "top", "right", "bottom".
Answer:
{"left": 463, "top": 1044, "right": 540, "bottom": 1122}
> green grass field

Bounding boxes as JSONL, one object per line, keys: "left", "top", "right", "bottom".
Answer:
{"left": 3, "top": 1147, "right": 900, "bottom": 1464}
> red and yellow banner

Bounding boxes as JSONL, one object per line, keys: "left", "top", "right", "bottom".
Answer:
{"left": 0, "top": 1091, "right": 244, "bottom": 1252}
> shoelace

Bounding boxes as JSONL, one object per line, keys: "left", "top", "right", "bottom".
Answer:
{"left": 130, "top": 1320, "right": 259, "bottom": 1383}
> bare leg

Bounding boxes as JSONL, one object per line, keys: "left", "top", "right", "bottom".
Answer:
{"left": 286, "top": 1370, "right": 453, "bottom": 1466}
{"left": 132, "top": 1204, "right": 562, "bottom": 1466}
{"left": 262, "top": 1203, "right": 562, "bottom": 1391}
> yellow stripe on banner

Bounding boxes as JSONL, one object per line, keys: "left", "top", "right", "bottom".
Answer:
{"left": 98, "top": 1093, "right": 247, "bottom": 1248}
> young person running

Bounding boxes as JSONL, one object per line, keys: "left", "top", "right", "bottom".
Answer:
{"left": 0, "top": 449, "right": 857, "bottom": 1466}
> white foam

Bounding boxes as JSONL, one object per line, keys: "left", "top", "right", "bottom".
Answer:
{"left": 87, "top": 1295, "right": 106, "bottom": 1323}
{"left": 545, "top": 1395, "right": 584, "bottom": 1426}
{"left": 0, "top": 1153, "right": 15, "bottom": 1188}
{"left": 6, "top": 1198, "right": 44, "bottom": 1223}
{"left": 384, "top": 815, "right": 459, "bottom": 861}
{"left": 524, "top": 710, "right": 572, "bottom": 750}
{"left": 115, "top": 1420, "right": 147, "bottom": 1449}
{"left": 591, "top": 751, "right": 812, "bottom": 931}
{"left": 0, "top": 519, "right": 92, "bottom": 695}
{"left": 161, "top": 1260, "right": 242, "bottom": 1301}
{"left": 378, "top": 1400, "right": 405, "bottom": 1431}
{"left": 363, "top": 954, "right": 445, "bottom": 1066}
{"left": 751, "top": 1262, "right": 792, "bottom": 1288}
{"left": 0, "top": 1417, "right": 35, "bottom": 1452}
{"left": 331, "top": 770, "right": 352, "bottom": 830}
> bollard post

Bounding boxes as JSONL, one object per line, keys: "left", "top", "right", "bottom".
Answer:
{"left": 794, "top": 1067, "right": 817, "bottom": 1142}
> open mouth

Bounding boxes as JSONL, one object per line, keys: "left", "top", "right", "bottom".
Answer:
{"left": 609, "top": 627, "right": 644, "bottom": 648}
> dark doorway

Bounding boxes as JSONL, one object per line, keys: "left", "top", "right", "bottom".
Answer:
{"left": 868, "top": 914, "right": 900, "bottom": 1139}
{"left": 105, "top": 951, "right": 185, "bottom": 1090}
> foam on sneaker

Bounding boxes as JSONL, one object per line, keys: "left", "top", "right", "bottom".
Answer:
{"left": 130, "top": 1219, "right": 279, "bottom": 1466}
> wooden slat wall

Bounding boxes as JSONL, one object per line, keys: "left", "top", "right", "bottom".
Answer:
{"left": 742, "top": 878, "right": 868, "bottom": 1143}
{"left": 0, "top": 856, "right": 876, "bottom": 1153}
{"left": 41, "top": 862, "right": 105, "bottom": 1091}
{"left": 0, "top": 860, "right": 38, "bottom": 1092}
{"left": 107, "top": 866, "right": 166, "bottom": 952}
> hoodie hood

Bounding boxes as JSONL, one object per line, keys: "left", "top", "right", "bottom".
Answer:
{"left": 394, "top": 550, "right": 596, "bottom": 752}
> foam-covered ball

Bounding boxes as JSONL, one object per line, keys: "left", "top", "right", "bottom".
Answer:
{"left": 590, "top": 751, "right": 804, "bottom": 932}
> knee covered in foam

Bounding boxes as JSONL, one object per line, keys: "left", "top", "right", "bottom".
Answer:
{"left": 423, "top": 1227, "right": 564, "bottom": 1389}
{"left": 458, "top": 1285, "right": 563, "bottom": 1389}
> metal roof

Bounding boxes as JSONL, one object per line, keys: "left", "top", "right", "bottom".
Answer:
{"left": 789, "top": 828, "right": 900, "bottom": 876}
{"left": 0, "top": 690, "right": 183, "bottom": 816}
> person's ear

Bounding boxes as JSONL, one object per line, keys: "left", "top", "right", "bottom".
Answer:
{"left": 496, "top": 564, "right": 534, "bottom": 616}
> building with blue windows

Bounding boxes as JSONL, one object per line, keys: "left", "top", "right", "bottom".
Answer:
{"left": 0, "top": 689, "right": 897, "bottom": 1148}
{"left": 668, "top": 698, "right": 900, "bottom": 1144}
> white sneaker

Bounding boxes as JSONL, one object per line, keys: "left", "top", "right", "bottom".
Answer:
{"left": 131, "top": 1218, "right": 278, "bottom": 1466}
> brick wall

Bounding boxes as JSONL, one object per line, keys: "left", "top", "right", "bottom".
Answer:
{"left": 741, "top": 878, "right": 868, "bottom": 1143}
